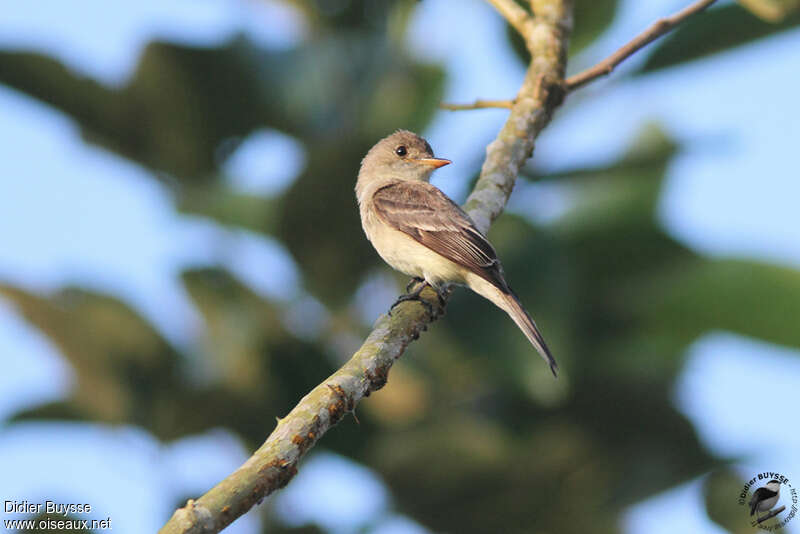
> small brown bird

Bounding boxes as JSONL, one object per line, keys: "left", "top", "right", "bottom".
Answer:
{"left": 356, "top": 130, "right": 557, "bottom": 376}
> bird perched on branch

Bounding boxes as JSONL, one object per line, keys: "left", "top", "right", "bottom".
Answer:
{"left": 356, "top": 130, "right": 558, "bottom": 377}
{"left": 750, "top": 479, "right": 781, "bottom": 519}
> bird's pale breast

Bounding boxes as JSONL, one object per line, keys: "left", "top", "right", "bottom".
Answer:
{"left": 360, "top": 202, "right": 465, "bottom": 288}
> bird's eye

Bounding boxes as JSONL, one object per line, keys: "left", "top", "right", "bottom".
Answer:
{"left": 395, "top": 145, "right": 407, "bottom": 157}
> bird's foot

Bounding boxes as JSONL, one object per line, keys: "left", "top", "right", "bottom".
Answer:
{"left": 389, "top": 279, "right": 439, "bottom": 318}
{"left": 433, "top": 286, "right": 447, "bottom": 309}
{"left": 389, "top": 293, "right": 435, "bottom": 317}
{"left": 405, "top": 277, "right": 425, "bottom": 293}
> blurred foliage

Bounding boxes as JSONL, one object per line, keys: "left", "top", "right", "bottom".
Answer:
{"left": 740, "top": 0, "right": 800, "bottom": 22}
{"left": 704, "top": 470, "right": 753, "bottom": 534}
{"left": 0, "top": 1, "right": 443, "bottom": 304}
{"left": 1, "top": 1, "right": 799, "bottom": 533}
{"left": 0, "top": 275, "right": 338, "bottom": 445}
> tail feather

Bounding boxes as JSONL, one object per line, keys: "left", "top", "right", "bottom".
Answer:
{"left": 501, "top": 290, "right": 558, "bottom": 377}
{"left": 465, "top": 273, "right": 558, "bottom": 377}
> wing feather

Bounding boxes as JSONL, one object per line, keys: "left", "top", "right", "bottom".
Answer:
{"left": 372, "top": 181, "right": 508, "bottom": 290}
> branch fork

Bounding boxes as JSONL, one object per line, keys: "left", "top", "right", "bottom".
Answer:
{"left": 443, "top": 0, "right": 718, "bottom": 111}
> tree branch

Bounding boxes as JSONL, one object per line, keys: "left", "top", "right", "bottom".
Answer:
{"left": 443, "top": 0, "right": 717, "bottom": 112}
{"left": 564, "top": 0, "right": 718, "bottom": 91}
{"left": 754, "top": 505, "right": 786, "bottom": 525}
{"left": 487, "top": 0, "right": 533, "bottom": 37}
{"left": 158, "top": 2, "right": 573, "bottom": 533}
{"left": 441, "top": 98, "right": 515, "bottom": 111}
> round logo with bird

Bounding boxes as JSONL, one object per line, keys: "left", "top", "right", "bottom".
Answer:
{"left": 738, "top": 472, "right": 797, "bottom": 530}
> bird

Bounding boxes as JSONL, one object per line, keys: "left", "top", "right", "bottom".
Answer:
{"left": 749, "top": 479, "right": 781, "bottom": 519}
{"left": 356, "top": 130, "right": 558, "bottom": 377}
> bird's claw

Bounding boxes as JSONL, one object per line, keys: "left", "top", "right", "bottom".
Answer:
{"left": 434, "top": 288, "right": 446, "bottom": 309}
{"left": 389, "top": 279, "right": 443, "bottom": 318}
{"left": 389, "top": 292, "right": 435, "bottom": 318}
{"left": 405, "top": 277, "right": 425, "bottom": 293}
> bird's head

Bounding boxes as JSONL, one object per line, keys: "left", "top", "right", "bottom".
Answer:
{"left": 766, "top": 480, "right": 782, "bottom": 492}
{"left": 359, "top": 130, "right": 450, "bottom": 183}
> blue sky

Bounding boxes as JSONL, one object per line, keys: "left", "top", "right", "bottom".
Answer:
{"left": 1, "top": 0, "right": 799, "bottom": 532}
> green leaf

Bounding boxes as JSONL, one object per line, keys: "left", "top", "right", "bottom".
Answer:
{"left": 0, "top": 284, "right": 183, "bottom": 427}
{"left": 632, "top": 259, "right": 800, "bottom": 350}
{"left": 572, "top": 0, "right": 622, "bottom": 54}
{"left": 739, "top": 0, "right": 800, "bottom": 22}
{"left": 704, "top": 469, "right": 754, "bottom": 534}
{"left": 640, "top": 4, "right": 800, "bottom": 73}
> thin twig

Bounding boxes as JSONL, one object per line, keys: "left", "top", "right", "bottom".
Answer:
{"left": 158, "top": 3, "right": 573, "bottom": 533}
{"left": 444, "top": 0, "right": 717, "bottom": 113}
{"left": 754, "top": 505, "right": 786, "bottom": 525}
{"left": 441, "top": 99, "right": 515, "bottom": 111}
{"left": 565, "top": 0, "right": 718, "bottom": 91}
{"left": 487, "top": 0, "right": 532, "bottom": 37}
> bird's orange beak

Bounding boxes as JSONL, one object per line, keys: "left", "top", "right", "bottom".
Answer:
{"left": 415, "top": 157, "right": 451, "bottom": 168}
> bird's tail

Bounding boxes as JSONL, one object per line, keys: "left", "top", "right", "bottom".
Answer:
{"left": 468, "top": 274, "right": 558, "bottom": 376}
{"left": 500, "top": 290, "right": 559, "bottom": 377}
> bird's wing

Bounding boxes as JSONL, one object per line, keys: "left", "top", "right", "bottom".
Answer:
{"left": 749, "top": 487, "right": 777, "bottom": 515}
{"left": 750, "top": 492, "right": 759, "bottom": 516}
{"left": 372, "top": 181, "right": 508, "bottom": 290}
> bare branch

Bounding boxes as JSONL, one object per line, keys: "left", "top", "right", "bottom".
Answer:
{"left": 565, "top": 0, "right": 718, "bottom": 91}
{"left": 754, "top": 505, "right": 786, "bottom": 525}
{"left": 449, "top": 0, "right": 716, "bottom": 110}
{"left": 487, "top": 0, "right": 532, "bottom": 37}
{"left": 159, "top": 2, "right": 573, "bottom": 533}
{"left": 441, "top": 98, "right": 515, "bottom": 111}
